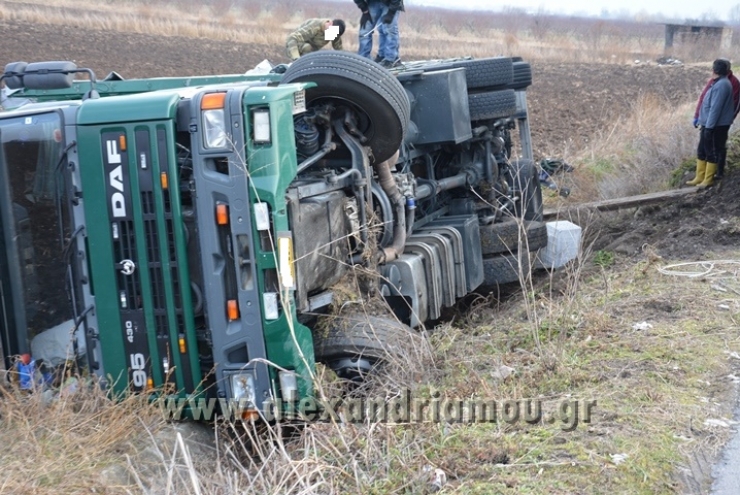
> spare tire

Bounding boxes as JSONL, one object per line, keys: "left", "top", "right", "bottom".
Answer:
{"left": 281, "top": 51, "right": 410, "bottom": 164}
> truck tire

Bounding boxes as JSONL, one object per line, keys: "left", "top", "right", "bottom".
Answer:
{"left": 445, "top": 57, "right": 514, "bottom": 90}
{"left": 402, "top": 57, "right": 514, "bottom": 90}
{"left": 480, "top": 220, "right": 548, "bottom": 255}
{"left": 281, "top": 51, "right": 410, "bottom": 164}
{"left": 482, "top": 252, "right": 531, "bottom": 285}
{"left": 510, "top": 61, "right": 532, "bottom": 90}
{"left": 314, "top": 314, "right": 418, "bottom": 381}
{"left": 468, "top": 89, "right": 517, "bottom": 121}
{"left": 507, "top": 159, "right": 543, "bottom": 222}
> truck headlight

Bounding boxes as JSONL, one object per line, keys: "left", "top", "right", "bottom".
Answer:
{"left": 279, "top": 371, "right": 298, "bottom": 402}
{"left": 263, "top": 292, "right": 279, "bottom": 320}
{"left": 201, "top": 92, "right": 228, "bottom": 149}
{"left": 231, "top": 373, "right": 256, "bottom": 405}
{"left": 254, "top": 202, "right": 270, "bottom": 231}
{"left": 203, "top": 109, "right": 227, "bottom": 148}
{"left": 252, "top": 109, "right": 271, "bottom": 144}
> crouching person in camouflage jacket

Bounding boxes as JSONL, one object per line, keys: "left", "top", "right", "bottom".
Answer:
{"left": 286, "top": 19, "right": 346, "bottom": 61}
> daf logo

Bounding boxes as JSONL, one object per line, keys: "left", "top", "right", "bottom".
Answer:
{"left": 120, "top": 259, "right": 136, "bottom": 276}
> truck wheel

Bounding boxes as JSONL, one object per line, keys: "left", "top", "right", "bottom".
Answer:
{"left": 314, "top": 314, "right": 418, "bottom": 381}
{"left": 281, "top": 51, "right": 410, "bottom": 164}
{"left": 482, "top": 252, "right": 532, "bottom": 285}
{"left": 507, "top": 159, "right": 543, "bottom": 222}
{"left": 468, "top": 89, "right": 517, "bottom": 121}
{"left": 480, "top": 220, "right": 548, "bottom": 255}
{"left": 446, "top": 57, "right": 513, "bottom": 89}
{"left": 510, "top": 61, "right": 533, "bottom": 90}
{"left": 412, "top": 57, "right": 514, "bottom": 90}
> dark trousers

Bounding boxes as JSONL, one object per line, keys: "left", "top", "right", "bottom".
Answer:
{"left": 697, "top": 125, "right": 730, "bottom": 166}
{"left": 718, "top": 142, "right": 729, "bottom": 177}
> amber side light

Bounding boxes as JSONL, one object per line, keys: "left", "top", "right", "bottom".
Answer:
{"left": 227, "top": 299, "right": 239, "bottom": 321}
{"left": 201, "top": 92, "right": 226, "bottom": 110}
{"left": 216, "top": 203, "right": 229, "bottom": 225}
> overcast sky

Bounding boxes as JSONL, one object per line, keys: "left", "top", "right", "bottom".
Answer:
{"left": 407, "top": 0, "right": 738, "bottom": 21}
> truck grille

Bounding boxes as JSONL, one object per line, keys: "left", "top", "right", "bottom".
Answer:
{"left": 141, "top": 190, "right": 169, "bottom": 339}
{"left": 113, "top": 220, "right": 141, "bottom": 310}
{"left": 101, "top": 128, "right": 197, "bottom": 392}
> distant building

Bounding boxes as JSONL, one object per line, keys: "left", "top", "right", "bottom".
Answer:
{"left": 664, "top": 23, "right": 733, "bottom": 55}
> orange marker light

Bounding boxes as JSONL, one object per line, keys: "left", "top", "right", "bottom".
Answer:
{"left": 119, "top": 134, "right": 127, "bottom": 151}
{"left": 201, "top": 92, "right": 226, "bottom": 110}
{"left": 160, "top": 172, "right": 169, "bottom": 190}
{"left": 216, "top": 203, "right": 229, "bottom": 225}
{"left": 242, "top": 409, "right": 260, "bottom": 422}
{"left": 147, "top": 377, "right": 154, "bottom": 390}
{"left": 178, "top": 336, "right": 187, "bottom": 354}
{"left": 227, "top": 299, "right": 239, "bottom": 321}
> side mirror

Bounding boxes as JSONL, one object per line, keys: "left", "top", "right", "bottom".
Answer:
{"left": 3, "top": 61, "right": 28, "bottom": 90}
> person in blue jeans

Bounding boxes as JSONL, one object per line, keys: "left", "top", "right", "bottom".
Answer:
{"left": 354, "top": 0, "right": 404, "bottom": 68}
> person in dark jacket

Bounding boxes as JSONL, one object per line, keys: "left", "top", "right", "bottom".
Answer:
{"left": 687, "top": 59, "right": 735, "bottom": 188}
{"left": 354, "top": 0, "right": 404, "bottom": 68}
{"left": 692, "top": 58, "right": 740, "bottom": 179}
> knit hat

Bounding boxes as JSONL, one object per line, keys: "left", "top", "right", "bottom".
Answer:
{"left": 332, "top": 19, "right": 346, "bottom": 36}
{"left": 713, "top": 59, "right": 730, "bottom": 76}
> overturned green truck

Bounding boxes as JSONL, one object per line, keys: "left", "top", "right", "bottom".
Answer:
{"left": 0, "top": 52, "right": 545, "bottom": 414}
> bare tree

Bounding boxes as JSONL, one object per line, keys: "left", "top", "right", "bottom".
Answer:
{"left": 530, "top": 8, "right": 552, "bottom": 42}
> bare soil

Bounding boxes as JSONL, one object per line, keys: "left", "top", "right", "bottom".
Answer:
{"left": 593, "top": 175, "right": 740, "bottom": 260}
{"left": 0, "top": 20, "right": 710, "bottom": 157}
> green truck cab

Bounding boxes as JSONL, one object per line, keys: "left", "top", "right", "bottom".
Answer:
{"left": 0, "top": 53, "right": 544, "bottom": 417}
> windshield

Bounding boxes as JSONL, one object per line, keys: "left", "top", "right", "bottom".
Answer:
{"left": 0, "top": 111, "right": 72, "bottom": 349}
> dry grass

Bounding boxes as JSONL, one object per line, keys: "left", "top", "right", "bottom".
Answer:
{"left": 0, "top": 382, "right": 164, "bottom": 492}
{"left": 542, "top": 95, "right": 701, "bottom": 207}
{"left": 4, "top": 248, "right": 739, "bottom": 493}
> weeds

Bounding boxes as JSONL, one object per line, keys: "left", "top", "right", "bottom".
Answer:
{"left": 594, "top": 249, "right": 615, "bottom": 267}
{"left": 1, "top": 155, "right": 737, "bottom": 495}
{"left": 552, "top": 94, "right": 703, "bottom": 204}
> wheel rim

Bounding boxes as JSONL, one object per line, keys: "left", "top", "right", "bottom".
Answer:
{"left": 328, "top": 357, "right": 376, "bottom": 382}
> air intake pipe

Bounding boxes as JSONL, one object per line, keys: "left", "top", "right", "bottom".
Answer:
{"left": 374, "top": 150, "right": 407, "bottom": 263}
